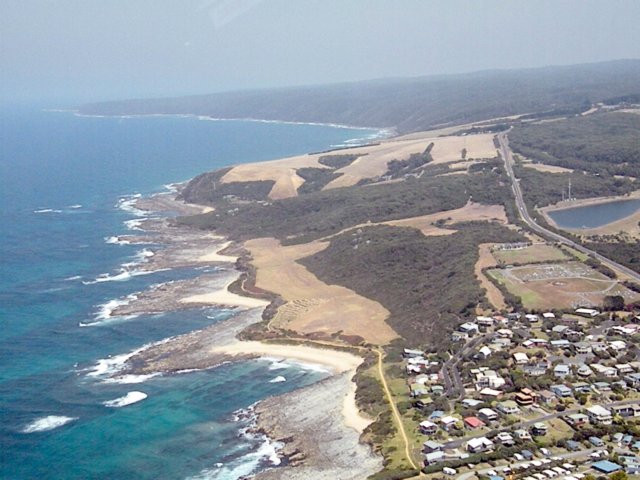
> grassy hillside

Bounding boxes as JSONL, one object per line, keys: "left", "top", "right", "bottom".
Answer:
{"left": 510, "top": 112, "right": 640, "bottom": 177}
{"left": 79, "top": 60, "right": 640, "bottom": 134}
{"left": 300, "top": 223, "right": 525, "bottom": 347}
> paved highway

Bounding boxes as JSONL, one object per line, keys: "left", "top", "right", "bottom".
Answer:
{"left": 497, "top": 132, "right": 640, "bottom": 283}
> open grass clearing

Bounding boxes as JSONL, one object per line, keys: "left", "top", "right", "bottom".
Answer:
{"left": 492, "top": 243, "right": 569, "bottom": 265}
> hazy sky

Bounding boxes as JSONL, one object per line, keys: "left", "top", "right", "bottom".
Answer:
{"left": 2, "top": 0, "right": 640, "bottom": 103}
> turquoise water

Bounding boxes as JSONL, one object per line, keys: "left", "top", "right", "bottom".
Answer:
{"left": 547, "top": 199, "right": 640, "bottom": 229}
{"left": 0, "top": 106, "right": 378, "bottom": 479}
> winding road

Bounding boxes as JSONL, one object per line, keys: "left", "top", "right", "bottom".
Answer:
{"left": 497, "top": 132, "right": 640, "bottom": 282}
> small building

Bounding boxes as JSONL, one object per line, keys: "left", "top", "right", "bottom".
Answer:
{"left": 612, "top": 404, "right": 640, "bottom": 418}
{"left": 461, "top": 398, "right": 484, "bottom": 408}
{"left": 586, "top": 405, "right": 613, "bottom": 425}
{"left": 576, "top": 364, "right": 593, "bottom": 377}
{"left": 479, "top": 387, "right": 503, "bottom": 399}
{"left": 617, "top": 364, "right": 634, "bottom": 375}
{"left": 422, "top": 440, "right": 444, "bottom": 453}
{"left": 466, "top": 437, "right": 494, "bottom": 453}
{"left": 591, "top": 460, "right": 622, "bottom": 474}
{"left": 538, "top": 390, "right": 556, "bottom": 404}
{"left": 419, "top": 420, "right": 437, "bottom": 435}
{"left": 553, "top": 364, "right": 571, "bottom": 378}
{"left": 464, "top": 416, "right": 485, "bottom": 429}
{"left": 479, "top": 346, "right": 493, "bottom": 358}
{"left": 625, "top": 372, "right": 640, "bottom": 388}
{"left": 525, "top": 314, "right": 540, "bottom": 323}
{"left": 551, "top": 339, "right": 571, "bottom": 349}
{"left": 575, "top": 342, "right": 592, "bottom": 354}
{"left": 478, "top": 408, "right": 499, "bottom": 422}
{"left": 459, "top": 322, "right": 479, "bottom": 335}
{"left": 515, "top": 390, "right": 536, "bottom": 406}
{"left": 572, "top": 382, "right": 592, "bottom": 394}
{"left": 531, "top": 422, "right": 548, "bottom": 436}
{"left": 403, "top": 348, "right": 425, "bottom": 358}
{"left": 514, "top": 429, "right": 532, "bottom": 441}
{"left": 551, "top": 384, "right": 572, "bottom": 398}
{"left": 513, "top": 352, "right": 529, "bottom": 365}
{"left": 424, "top": 451, "right": 445, "bottom": 466}
{"left": 566, "top": 440, "right": 581, "bottom": 451}
{"left": 575, "top": 308, "right": 600, "bottom": 318}
{"left": 523, "top": 364, "right": 547, "bottom": 376}
{"left": 565, "top": 413, "right": 589, "bottom": 427}
{"left": 476, "top": 316, "right": 494, "bottom": 327}
{"left": 497, "top": 400, "right": 520, "bottom": 415}
{"left": 543, "top": 312, "right": 556, "bottom": 320}
{"left": 496, "top": 328, "right": 513, "bottom": 338}
{"left": 452, "top": 331, "right": 469, "bottom": 342}
{"left": 591, "top": 363, "right": 617, "bottom": 378}
{"left": 496, "top": 432, "right": 515, "bottom": 446}
{"left": 589, "top": 436, "right": 605, "bottom": 447}
{"left": 440, "top": 415, "right": 458, "bottom": 430}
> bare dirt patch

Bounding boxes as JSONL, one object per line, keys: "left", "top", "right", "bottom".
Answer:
{"left": 244, "top": 237, "right": 397, "bottom": 344}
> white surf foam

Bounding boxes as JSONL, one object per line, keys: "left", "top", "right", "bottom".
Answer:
{"left": 64, "top": 275, "right": 83, "bottom": 281}
{"left": 104, "top": 236, "right": 131, "bottom": 245}
{"left": 22, "top": 415, "right": 77, "bottom": 433}
{"left": 68, "top": 204, "right": 83, "bottom": 209}
{"left": 103, "top": 391, "right": 148, "bottom": 407}
{"left": 269, "top": 376, "right": 286, "bottom": 383}
{"left": 33, "top": 208, "right": 62, "bottom": 214}
{"left": 124, "top": 218, "right": 145, "bottom": 231}
{"left": 116, "top": 194, "right": 146, "bottom": 217}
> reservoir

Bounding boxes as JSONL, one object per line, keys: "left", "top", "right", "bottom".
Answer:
{"left": 547, "top": 199, "right": 640, "bottom": 229}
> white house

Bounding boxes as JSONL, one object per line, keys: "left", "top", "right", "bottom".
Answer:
{"left": 575, "top": 308, "right": 600, "bottom": 317}
{"left": 466, "top": 437, "right": 494, "bottom": 453}
{"left": 586, "top": 405, "right": 613, "bottom": 425}
{"left": 478, "top": 408, "right": 499, "bottom": 422}
{"left": 459, "top": 322, "right": 479, "bottom": 335}
{"left": 479, "top": 346, "right": 492, "bottom": 358}
{"left": 513, "top": 352, "right": 529, "bottom": 365}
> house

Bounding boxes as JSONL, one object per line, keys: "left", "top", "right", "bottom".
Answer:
{"left": 403, "top": 348, "right": 425, "bottom": 358}
{"left": 591, "top": 363, "right": 617, "bottom": 377}
{"left": 466, "top": 437, "right": 494, "bottom": 453}
{"left": 625, "top": 372, "right": 640, "bottom": 388}
{"left": 525, "top": 314, "right": 540, "bottom": 323}
{"left": 464, "top": 416, "right": 485, "bottom": 429}
{"left": 589, "top": 436, "right": 605, "bottom": 447}
{"left": 550, "top": 339, "right": 571, "bottom": 349}
{"left": 552, "top": 325, "right": 569, "bottom": 334}
{"left": 508, "top": 313, "right": 521, "bottom": 321}
{"left": 479, "top": 388, "right": 503, "bottom": 399}
{"left": 476, "top": 316, "right": 494, "bottom": 327}
{"left": 553, "top": 364, "right": 571, "bottom": 378}
{"left": 515, "top": 390, "right": 536, "bottom": 406}
{"left": 572, "top": 382, "right": 592, "bottom": 394}
{"left": 538, "top": 390, "right": 556, "bottom": 405}
{"left": 496, "top": 328, "right": 513, "bottom": 338}
{"left": 531, "top": 422, "right": 548, "bottom": 436}
{"left": 551, "top": 384, "right": 572, "bottom": 398}
{"left": 586, "top": 405, "right": 613, "bottom": 425}
{"left": 513, "top": 352, "right": 529, "bottom": 365}
{"left": 575, "top": 308, "right": 600, "bottom": 317}
{"left": 612, "top": 404, "right": 640, "bottom": 418}
{"left": 424, "top": 451, "right": 445, "bottom": 466}
{"left": 419, "top": 420, "right": 437, "bottom": 435}
{"left": 410, "top": 383, "right": 430, "bottom": 397}
{"left": 514, "top": 429, "right": 532, "bottom": 441}
{"left": 523, "top": 338, "right": 549, "bottom": 348}
{"left": 479, "top": 346, "right": 492, "bottom": 358}
{"left": 475, "top": 370, "right": 506, "bottom": 390}
{"left": 422, "top": 440, "right": 444, "bottom": 453}
{"left": 564, "top": 330, "right": 584, "bottom": 341}
{"left": 565, "top": 413, "right": 589, "bottom": 427}
{"left": 575, "top": 342, "right": 592, "bottom": 354}
{"left": 431, "top": 385, "right": 444, "bottom": 396}
{"left": 521, "top": 449, "right": 534, "bottom": 460}
{"left": 610, "top": 340, "right": 628, "bottom": 352}
{"left": 523, "top": 364, "right": 548, "bottom": 376}
{"left": 496, "top": 432, "right": 515, "bottom": 446}
{"left": 592, "top": 381, "right": 612, "bottom": 392}
{"left": 576, "top": 364, "right": 593, "bottom": 377}
{"left": 429, "top": 410, "right": 444, "bottom": 420}
{"left": 617, "top": 364, "right": 634, "bottom": 375}
{"left": 452, "top": 331, "right": 469, "bottom": 342}
{"left": 459, "top": 322, "right": 479, "bottom": 335}
{"left": 440, "top": 416, "right": 458, "bottom": 430}
{"left": 566, "top": 440, "right": 581, "bottom": 451}
{"left": 462, "top": 398, "right": 484, "bottom": 408}
{"left": 478, "top": 408, "right": 499, "bottom": 422}
{"left": 543, "top": 312, "right": 556, "bottom": 320}
{"left": 497, "top": 400, "right": 520, "bottom": 415}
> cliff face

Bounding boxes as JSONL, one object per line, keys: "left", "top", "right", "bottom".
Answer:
{"left": 80, "top": 60, "right": 640, "bottom": 134}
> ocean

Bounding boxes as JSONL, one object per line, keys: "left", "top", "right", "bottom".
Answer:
{"left": 0, "top": 105, "right": 380, "bottom": 479}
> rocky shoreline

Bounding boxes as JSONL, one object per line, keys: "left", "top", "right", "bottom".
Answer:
{"left": 111, "top": 189, "right": 382, "bottom": 479}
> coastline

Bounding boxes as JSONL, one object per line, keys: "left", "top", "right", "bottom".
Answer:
{"left": 539, "top": 189, "right": 640, "bottom": 236}
{"left": 110, "top": 189, "right": 382, "bottom": 479}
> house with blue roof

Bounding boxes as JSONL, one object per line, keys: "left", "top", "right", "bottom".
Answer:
{"left": 592, "top": 460, "right": 622, "bottom": 474}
